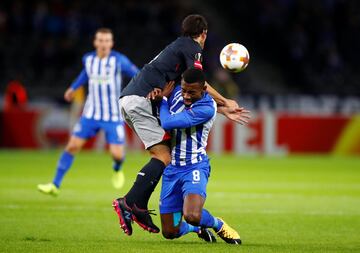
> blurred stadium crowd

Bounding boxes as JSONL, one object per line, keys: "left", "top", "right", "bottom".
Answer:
{"left": 0, "top": 0, "right": 360, "bottom": 101}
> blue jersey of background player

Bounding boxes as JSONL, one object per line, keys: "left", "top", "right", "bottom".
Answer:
{"left": 38, "top": 28, "right": 139, "bottom": 196}
{"left": 158, "top": 68, "right": 241, "bottom": 244}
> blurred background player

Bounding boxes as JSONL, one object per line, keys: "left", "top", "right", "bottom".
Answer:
{"left": 158, "top": 68, "right": 243, "bottom": 244}
{"left": 38, "top": 28, "right": 139, "bottom": 196}
{"left": 112, "top": 14, "right": 249, "bottom": 236}
{"left": 68, "top": 86, "right": 85, "bottom": 131}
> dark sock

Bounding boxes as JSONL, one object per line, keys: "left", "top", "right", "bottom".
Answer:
{"left": 125, "top": 158, "right": 166, "bottom": 209}
{"left": 113, "top": 158, "right": 124, "bottom": 172}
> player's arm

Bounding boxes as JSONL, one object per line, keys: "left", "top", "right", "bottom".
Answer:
{"left": 64, "top": 69, "right": 89, "bottom": 102}
{"left": 159, "top": 97, "right": 214, "bottom": 130}
{"left": 119, "top": 54, "right": 139, "bottom": 78}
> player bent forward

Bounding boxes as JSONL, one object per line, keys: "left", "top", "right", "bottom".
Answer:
{"left": 112, "top": 14, "right": 249, "bottom": 236}
{"left": 158, "top": 68, "right": 241, "bottom": 244}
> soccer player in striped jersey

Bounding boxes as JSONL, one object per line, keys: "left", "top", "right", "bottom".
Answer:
{"left": 38, "top": 28, "right": 139, "bottom": 196}
{"left": 158, "top": 68, "right": 242, "bottom": 244}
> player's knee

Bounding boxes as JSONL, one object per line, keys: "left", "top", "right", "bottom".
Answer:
{"left": 65, "top": 143, "right": 81, "bottom": 154}
{"left": 152, "top": 150, "right": 171, "bottom": 165}
{"left": 160, "top": 154, "right": 171, "bottom": 166}
{"left": 149, "top": 145, "right": 171, "bottom": 165}
{"left": 110, "top": 151, "right": 124, "bottom": 161}
{"left": 183, "top": 212, "right": 201, "bottom": 226}
{"left": 162, "top": 229, "right": 179, "bottom": 240}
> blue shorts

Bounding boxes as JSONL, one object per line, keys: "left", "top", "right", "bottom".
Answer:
{"left": 72, "top": 117, "right": 125, "bottom": 144}
{"left": 159, "top": 161, "right": 210, "bottom": 214}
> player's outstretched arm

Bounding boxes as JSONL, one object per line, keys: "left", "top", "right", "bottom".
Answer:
{"left": 205, "top": 81, "right": 250, "bottom": 124}
{"left": 205, "top": 81, "right": 240, "bottom": 108}
{"left": 205, "top": 81, "right": 227, "bottom": 106}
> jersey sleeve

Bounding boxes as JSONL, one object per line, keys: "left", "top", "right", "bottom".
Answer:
{"left": 118, "top": 54, "right": 139, "bottom": 78}
{"left": 182, "top": 43, "right": 203, "bottom": 70}
{"left": 159, "top": 98, "right": 215, "bottom": 130}
{"left": 70, "top": 69, "right": 89, "bottom": 90}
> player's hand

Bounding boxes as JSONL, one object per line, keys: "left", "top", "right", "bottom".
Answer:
{"left": 162, "top": 81, "right": 175, "bottom": 98}
{"left": 64, "top": 88, "right": 75, "bottom": 102}
{"left": 218, "top": 106, "right": 251, "bottom": 125}
{"left": 147, "top": 88, "right": 162, "bottom": 101}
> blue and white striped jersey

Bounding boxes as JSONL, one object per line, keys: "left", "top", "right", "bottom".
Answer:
{"left": 159, "top": 86, "right": 217, "bottom": 168}
{"left": 70, "top": 50, "right": 138, "bottom": 122}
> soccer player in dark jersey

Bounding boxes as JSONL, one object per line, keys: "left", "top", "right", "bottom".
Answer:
{"left": 112, "top": 14, "right": 250, "bottom": 236}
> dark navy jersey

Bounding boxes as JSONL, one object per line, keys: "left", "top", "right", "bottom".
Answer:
{"left": 121, "top": 36, "right": 203, "bottom": 97}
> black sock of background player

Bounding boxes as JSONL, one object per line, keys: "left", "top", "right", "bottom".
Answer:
{"left": 125, "top": 158, "right": 165, "bottom": 209}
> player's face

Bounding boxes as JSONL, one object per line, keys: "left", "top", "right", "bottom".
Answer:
{"left": 181, "top": 81, "right": 206, "bottom": 106}
{"left": 199, "top": 30, "right": 207, "bottom": 49}
{"left": 94, "top": 32, "right": 113, "bottom": 57}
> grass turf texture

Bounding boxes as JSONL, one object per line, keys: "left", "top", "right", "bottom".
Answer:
{"left": 0, "top": 150, "right": 359, "bottom": 253}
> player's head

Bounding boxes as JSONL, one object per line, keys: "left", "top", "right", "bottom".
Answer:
{"left": 94, "top": 28, "right": 114, "bottom": 57}
{"left": 181, "top": 14, "right": 208, "bottom": 49}
{"left": 181, "top": 68, "right": 206, "bottom": 106}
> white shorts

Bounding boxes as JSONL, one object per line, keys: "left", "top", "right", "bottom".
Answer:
{"left": 120, "top": 95, "right": 169, "bottom": 149}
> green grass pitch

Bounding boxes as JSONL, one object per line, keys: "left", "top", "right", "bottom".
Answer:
{"left": 0, "top": 150, "right": 359, "bottom": 253}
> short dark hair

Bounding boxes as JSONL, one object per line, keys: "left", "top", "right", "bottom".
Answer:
{"left": 183, "top": 68, "right": 205, "bottom": 86}
{"left": 95, "top": 27, "right": 113, "bottom": 35}
{"left": 181, "top": 14, "right": 208, "bottom": 38}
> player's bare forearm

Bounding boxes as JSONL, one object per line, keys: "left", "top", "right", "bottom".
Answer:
{"left": 205, "top": 81, "right": 226, "bottom": 106}
{"left": 205, "top": 81, "right": 240, "bottom": 110}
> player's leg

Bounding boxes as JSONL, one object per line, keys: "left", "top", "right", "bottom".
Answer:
{"left": 38, "top": 117, "right": 97, "bottom": 195}
{"left": 54, "top": 136, "right": 86, "bottom": 186}
{"left": 126, "top": 143, "right": 171, "bottom": 208}
{"left": 159, "top": 172, "right": 187, "bottom": 239}
{"left": 181, "top": 169, "right": 219, "bottom": 242}
{"left": 109, "top": 144, "right": 125, "bottom": 189}
{"left": 159, "top": 168, "right": 215, "bottom": 242}
{"left": 113, "top": 96, "right": 171, "bottom": 235}
{"left": 120, "top": 143, "right": 170, "bottom": 234}
{"left": 183, "top": 194, "right": 222, "bottom": 232}
{"left": 105, "top": 121, "right": 126, "bottom": 189}
{"left": 160, "top": 213, "right": 215, "bottom": 242}
{"left": 113, "top": 144, "right": 170, "bottom": 234}
{"left": 37, "top": 136, "right": 86, "bottom": 195}
{"left": 183, "top": 168, "right": 241, "bottom": 244}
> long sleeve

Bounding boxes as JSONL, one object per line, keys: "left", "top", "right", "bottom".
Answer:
{"left": 119, "top": 55, "right": 139, "bottom": 78}
{"left": 70, "top": 69, "right": 89, "bottom": 90}
{"left": 159, "top": 97, "right": 215, "bottom": 131}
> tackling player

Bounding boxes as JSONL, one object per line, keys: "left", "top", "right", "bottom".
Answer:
{"left": 158, "top": 68, "right": 242, "bottom": 244}
{"left": 38, "top": 28, "right": 139, "bottom": 195}
{"left": 113, "top": 14, "right": 249, "bottom": 235}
